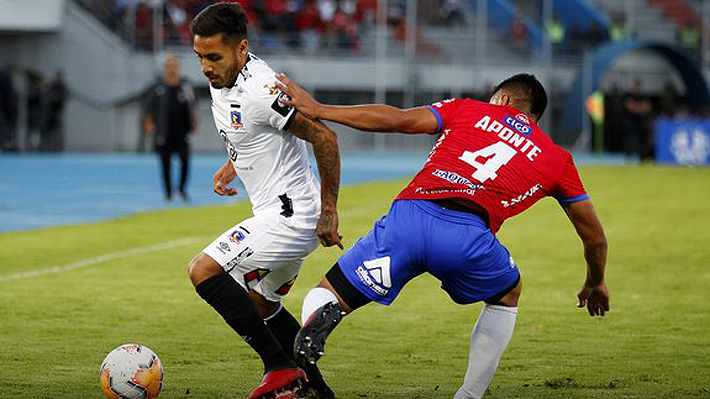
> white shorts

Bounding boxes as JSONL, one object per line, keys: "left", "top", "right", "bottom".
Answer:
{"left": 202, "top": 211, "right": 320, "bottom": 302}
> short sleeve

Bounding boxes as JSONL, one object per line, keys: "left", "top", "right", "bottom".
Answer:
{"left": 426, "top": 98, "right": 462, "bottom": 134}
{"left": 552, "top": 151, "right": 590, "bottom": 203}
{"left": 245, "top": 76, "right": 297, "bottom": 131}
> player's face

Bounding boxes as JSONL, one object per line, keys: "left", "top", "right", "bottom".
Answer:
{"left": 164, "top": 57, "right": 179, "bottom": 80}
{"left": 193, "top": 34, "right": 248, "bottom": 89}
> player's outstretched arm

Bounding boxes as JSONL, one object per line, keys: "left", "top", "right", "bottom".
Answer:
{"left": 562, "top": 199, "right": 609, "bottom": 317}
{"left": 288, "top": 112, "right": 343, "bottom": 249}
{"left": 276, "top": 73, "right": 437, "bottom": 134}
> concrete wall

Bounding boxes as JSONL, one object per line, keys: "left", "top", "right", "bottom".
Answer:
{"left": 0, "top": 0, "right": 66, "bottom": 32}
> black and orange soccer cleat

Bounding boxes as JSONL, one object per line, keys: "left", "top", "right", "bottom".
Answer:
{"left": 248, "top": 368, "right": 308, "bottom": 399}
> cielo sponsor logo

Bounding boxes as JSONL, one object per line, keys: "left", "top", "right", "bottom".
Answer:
{"left": 503, "top": 115, "right": 532, "bottom": 136}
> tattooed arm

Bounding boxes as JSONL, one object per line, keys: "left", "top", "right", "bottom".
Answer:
{"left": 288, "top": 112, "right": 343, "bottom": 249}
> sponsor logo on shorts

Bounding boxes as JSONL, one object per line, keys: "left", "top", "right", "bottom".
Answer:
{"left": 216, "top": 241, "right": 231, "bottom": 254}
{"left": 224, "top": 247, "right": 254, "bottom": 273}
{"left": 229, "top": 228, "right": 248, "bottom": 244}
{"left": 431, "top": 169, "right": 484, "bottom": 190}
{"left": 355, "top": 257, "right": 392, "bottom": 296}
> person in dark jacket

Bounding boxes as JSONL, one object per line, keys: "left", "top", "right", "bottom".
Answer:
{"left": 144, "top": 55, "right": 197, "bottom": 201}
{"left": 0, "top": 64, "right": 17, "bottom": 151}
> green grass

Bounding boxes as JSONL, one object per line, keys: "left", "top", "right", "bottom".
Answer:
{"left": 1, "top": 166, "right": 709, "bottom": 398}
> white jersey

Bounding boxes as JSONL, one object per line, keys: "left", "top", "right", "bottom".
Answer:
{"left": 209, "top": 54, "right": 320, "bottom": 223}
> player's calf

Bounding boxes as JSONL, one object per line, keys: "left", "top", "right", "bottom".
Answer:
{"left": 294, "top": 302, "right": 346, "bottom": 366}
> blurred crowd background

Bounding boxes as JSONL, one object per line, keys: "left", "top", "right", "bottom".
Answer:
{"left": 2, "top": 0, "right": 710, "bottom": 164}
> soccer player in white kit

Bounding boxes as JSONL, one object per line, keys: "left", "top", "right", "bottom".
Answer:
{"left": 186, "top": 3, "right": 342, "bottom": 399}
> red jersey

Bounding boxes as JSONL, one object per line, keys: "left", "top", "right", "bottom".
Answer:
{"left": 396, "top": 98, "right": 589, "bottom": 234}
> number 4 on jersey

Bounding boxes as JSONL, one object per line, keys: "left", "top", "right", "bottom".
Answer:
{"left": 459, "top": 142, "right": 516, "bottom": 182}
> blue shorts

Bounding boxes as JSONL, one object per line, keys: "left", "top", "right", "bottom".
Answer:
{"left": 337, "top": 199, "right": 520, "bottom": 305}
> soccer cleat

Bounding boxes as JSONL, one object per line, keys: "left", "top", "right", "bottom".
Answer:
{"left": 248, "top": 368, "right": 308, "bottom": 399}
{"left": 294, "top": 302, "right": 345, "bottom": 366}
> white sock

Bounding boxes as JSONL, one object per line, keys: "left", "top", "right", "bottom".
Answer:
{"left": 301, "top": 287, "right": 338, "bottom": 325}
{"left": 454, "top": 304, "right": 518, "bottom": 399}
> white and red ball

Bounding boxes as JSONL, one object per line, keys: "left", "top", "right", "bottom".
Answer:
{"left": 100, "top": 344, "right": 163, "bottom": 399}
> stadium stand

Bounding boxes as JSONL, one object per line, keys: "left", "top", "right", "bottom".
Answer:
{"left": 1, "top": 0, "right": 709, "bottom": 154}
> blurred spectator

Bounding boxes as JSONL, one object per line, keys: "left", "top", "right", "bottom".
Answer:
{"left": 609, "top": 14, "right": 629, "bottom": 42}
{"left": 659, "top": 82, "right": 680, "bottom": 118}
{"left": 43, "top": 71, "right": 69, "bottom": 152}
{"left": 298, "top": 0, "right": 325, "bottom": 53}
{"left": 545, "top": 14, "right": 565, "bottom": 54}
{"left": 511, "top": 17, "right": 526, "bottom": 51}
{"left": 623, "top": 78, "right": 654, "bottom": 160}
{"left": 143, "top": 56, "right": 196, "bottom": 201}
{"left": 441, "top": 0, "right": 466, "bottom": 27}
{"left": 134, "top": 1, "right": 153, "bottom": 50}
{"left": 678, "top": 18, "right": 700, "bottom": 60}
{"left": 587, "top": 22, "right": 608, "bottom": 48}
{"left": 318, "top": 0, "right": 337, "bottom": 24}
{"left": 0, "top": 64, "right": 17, "bottom": 152}
{"left": 25, "top": 71, "right": 45, "bottom": 152}
{"left": 331, "top": 2, "right": 360, "bottom": 50}
{"left": 604, "top": 84, "right": 625, "bottom": 153}
{"left": 355, "top": 0, "right": 378, "bottom": 26}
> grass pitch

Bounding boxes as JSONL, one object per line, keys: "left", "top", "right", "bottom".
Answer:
{"left": 1, "top": 166, "right": 709, "bottom": 398}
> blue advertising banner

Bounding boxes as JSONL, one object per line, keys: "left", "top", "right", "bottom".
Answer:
{"left": 655, "top": 118, "right": 710, "bottom": 165}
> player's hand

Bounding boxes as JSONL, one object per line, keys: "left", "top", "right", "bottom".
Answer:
{"left": 275, "top": 73, "right": 322, "bottom": 120}
{"left": 577, "top": 282, "right": 610, "bottom": 317}
{"left": 316, "top": 208, "right": 343, "bottom": 249}
{"left": 212, "top": 163, "right": 238, "bottom": 196}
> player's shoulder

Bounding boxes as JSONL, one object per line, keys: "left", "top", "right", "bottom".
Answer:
{"left": 240, "top": 54, "right": 279, "bottom": 95}
{"left": 430, "top": 97, "right": 482, "bottom": 108}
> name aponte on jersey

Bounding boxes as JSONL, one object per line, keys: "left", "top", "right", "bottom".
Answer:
{"left": 472, "top": 115, "right": 542, "bottom": 161}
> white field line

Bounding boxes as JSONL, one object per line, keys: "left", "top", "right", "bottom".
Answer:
{"left": 0, "top": 201, "right": 393, "bottom": 283}
{"left": 0, "top": 237, "right": 204, "bottom": 282}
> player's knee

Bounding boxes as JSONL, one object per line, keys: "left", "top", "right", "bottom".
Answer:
{"left": 188, "top": 253, "right": 222, "bottom": 287}
{"left": 248, "top": 290, "right": 281, "bottom": 318}
{"left": 499, "top": 280, "right": 522, "bottom": 307}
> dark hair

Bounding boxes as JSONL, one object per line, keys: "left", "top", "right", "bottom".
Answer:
{"left": 491, "top": 74, "right": 548, "bottom": 119}
{"left": 190, "top": 2, "right": 248, "bottom": 43}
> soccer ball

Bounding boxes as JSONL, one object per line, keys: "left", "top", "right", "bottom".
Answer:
{"left": 99, "top": 344, "right": 164, "bottom": 399}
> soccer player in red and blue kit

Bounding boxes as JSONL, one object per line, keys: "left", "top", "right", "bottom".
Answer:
{"left": 276, "top": 73, "right": 609, "bottom": 399}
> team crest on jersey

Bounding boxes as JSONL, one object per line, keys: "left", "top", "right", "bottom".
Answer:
{"left": 231, "top": 111, "right": 243, "bottom": 128}
{"left": 503, "top": 114, "right": 532, "bottom": 136}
